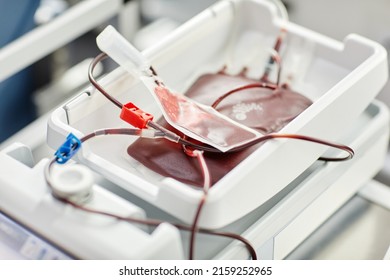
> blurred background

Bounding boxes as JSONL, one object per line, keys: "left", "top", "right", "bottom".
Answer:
{"left": 1, "top": 0, "right": 389, "bottom": 143}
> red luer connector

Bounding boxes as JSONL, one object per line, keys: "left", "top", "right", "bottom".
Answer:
{"left": 120, "top": 102, "right": 154, "bottom": 128}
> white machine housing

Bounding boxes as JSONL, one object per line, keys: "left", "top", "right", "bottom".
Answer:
{"left": 0, "top": 144, "right": 184, "bottom": 259}
{"left": 0, "top": 99, "right": 388, "bottom": 259}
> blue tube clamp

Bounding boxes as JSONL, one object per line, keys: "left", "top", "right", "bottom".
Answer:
{"left": 54, "top": 133, "right": 82, "bottom": 164}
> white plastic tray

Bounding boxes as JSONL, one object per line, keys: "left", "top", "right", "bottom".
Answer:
{"left": 47, "top": 0, "right": 388, "bottom": 228}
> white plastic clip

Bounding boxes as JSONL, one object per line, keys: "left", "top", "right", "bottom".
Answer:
{"left": 96, "top": 25, "right": 151, "bottom": 77}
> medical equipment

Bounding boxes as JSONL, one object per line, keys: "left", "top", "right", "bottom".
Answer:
{"left": 0, "top": 0, "right": 389, "bottom": 260}
{"left": 47, "top": 0, "right": 387, "bottom": 228}
{"left": 1, "top": 99, "right": 388, "bottom": 259}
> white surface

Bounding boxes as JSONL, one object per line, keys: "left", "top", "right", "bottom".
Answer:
{"left": 0, "top": 245, "right": 23, "bottom": 259}
{"left": 385, "top": 246, "right": 390, "bottom": 260}
{"left": 286, "top": 193, "right": 390, "bottom": 260}
{"left": 358, "top": 179, "right": 390, "bottom": 211}
{"left": 47, "top": 0, "right": 388, "bottom": 228}
{"left": 285, "top": 0, "right": 390, "bottom": 44}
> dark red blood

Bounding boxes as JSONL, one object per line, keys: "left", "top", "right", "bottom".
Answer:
{"left": 127, "top": 72, "right": 312, "bottom": 187}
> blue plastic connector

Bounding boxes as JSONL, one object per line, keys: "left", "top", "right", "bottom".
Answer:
{"left": 54, "top": 133, "right": 82, "bottom": 164}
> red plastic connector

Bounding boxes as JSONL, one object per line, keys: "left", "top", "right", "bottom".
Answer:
{"left": 120, "top": 102, "right": 154, "bottom": 128}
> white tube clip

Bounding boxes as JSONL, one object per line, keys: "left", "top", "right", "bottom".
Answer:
{"left": 96, "top": 25, "right": 152, "bottom": 77}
